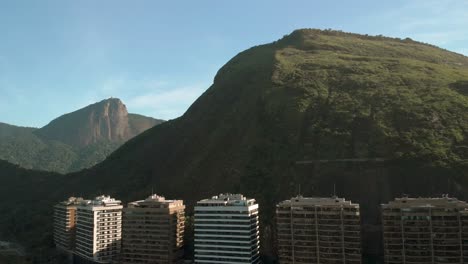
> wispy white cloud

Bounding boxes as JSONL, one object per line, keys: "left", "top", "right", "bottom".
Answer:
{"left": 100, "top": 77, "right": 126, "bottom": 93}
{"left": 128, "top": 85, "right": 205, "bottom": 108}
{"left": 0, "top": 81, "right": 28, "bottom": 108}
{"left": 455, "top": 48, "right": 468, "bottom": 56}
{"left": 81, "top": 76, "right": 210, "bottom": 120}
{"left": 410, "top": 30, "right": 467, "bottom": 46}
{"left": 126, "top": 83, "right": 208, "bottom": 120}
{"left": 364, "top": 0, "right": 468, "bottom": 50}
{"left": 140, "top": 79, "right": 169, "bottom": 90}
{"left": 0, "top": 81, "right": 38, "bottom": 126}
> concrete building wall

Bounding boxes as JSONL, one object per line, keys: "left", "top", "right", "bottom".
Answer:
{"left": 74, "top": 195, "right": 123, "bottom": 264}
{"left": 382, "top": 196, "right": 468, "bottom": 264}
{"left": 276, "top": 196, "right": 361, "bottom": 264}
{"left": 121, "top": 194, "right": 185, "bottom": 264}
{"left": 54, "top": 197, "right": 83, "bottom": 252}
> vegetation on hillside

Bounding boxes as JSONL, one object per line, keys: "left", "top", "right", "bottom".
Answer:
{"left": 272, "top": 29, "right": 468, "bottom": 165}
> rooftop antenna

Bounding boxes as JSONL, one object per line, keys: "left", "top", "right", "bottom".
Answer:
{"left": 151, "top": 186, "right": 154, "bottom": 196}
{"left": 298, "top": 184, "right": 301, "bottom": 197}
{"left": 447, "top": 176, "right": 451, "bottom": 197}
{"left": 333, "top": 183, "right": 336, "bottom": 198}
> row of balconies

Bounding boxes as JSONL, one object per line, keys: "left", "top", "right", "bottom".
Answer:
{"left": 98, "top": 217, "right": 121, "bottom": 222}
{"left": 277, "top": 235, "right": 360, "bottom": 242}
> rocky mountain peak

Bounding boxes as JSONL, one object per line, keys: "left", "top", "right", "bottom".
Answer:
{"left": 35, "top": 98, "right": 150, "bottom": 147}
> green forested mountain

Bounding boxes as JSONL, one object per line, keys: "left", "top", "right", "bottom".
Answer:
{"left": 0, "top": 29, "right": 467, "bottom": 262}
{"left": 0, "top": 98, "right": 163, "bottom": 173}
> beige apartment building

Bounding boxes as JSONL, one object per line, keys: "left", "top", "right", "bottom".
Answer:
{"left": 382, "top": 196, "right": 468, "bottom": 264}
{"left": 53, "top": 197, "right": 84, "bottom": 252}
{"left": 74, "top": 195, "right": 123, "bottom": 264}
{"left": 276, "top": 196, "right": 361, "bottom": 264}
{"left": 121, "top": 194, "right": 185, "bottom": 264}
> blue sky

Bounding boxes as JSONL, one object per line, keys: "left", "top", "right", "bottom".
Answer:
{"left": 1, "top": 0, "right": 467, "bottom": 127}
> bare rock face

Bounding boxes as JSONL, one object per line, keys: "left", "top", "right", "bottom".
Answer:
{"left": 35, "top": 98, "right": 151, "bottom": 147}
{"left": 89, "top": 98, "right": 130, "bottom": 145}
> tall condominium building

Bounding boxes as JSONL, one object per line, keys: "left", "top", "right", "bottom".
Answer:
{"left": 54, "top": 197, "right": 84, "bottom": 252}
{"left": 382, "top": 196, "right": 468, "bottom": 264}
{"left": 194, "top": 194, "right": 261, "bottom": 264}
{"left": 121, "top": 194, "right": 185, "bottom": 264}
{"left": 74, "top": 195, "right": 123, "bottom": 263}
{"left": 276, "top": 196, "right": 361, "bottom": 264}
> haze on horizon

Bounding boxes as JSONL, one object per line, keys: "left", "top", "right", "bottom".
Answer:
{"left": 1, "top": 0, "right": 467, "bottom": 127}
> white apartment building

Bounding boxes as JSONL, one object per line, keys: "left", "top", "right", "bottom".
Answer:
{"left": 75, "top": 195, "right": 123, "bottom": 263}
{"left": 194, "top": 193, "right": 261, "bottom": 264}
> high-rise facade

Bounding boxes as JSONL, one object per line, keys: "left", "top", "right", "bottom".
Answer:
{"left": 382, "top": 196, "right": 468, "bottom": 264}
{"left": 121, "top": 194, "right": 185, "bottom": 264}
{"left": 54, "top": 197, "right": 84, "bottom": 252}
{"left": 75, "top": 195, "right": 123, "bottom": 263}
{"left": 194, "top": 193, "right": 260, "bottom": 264}
{"left": 276, "top": 196, "right": 361, "bottom": 264}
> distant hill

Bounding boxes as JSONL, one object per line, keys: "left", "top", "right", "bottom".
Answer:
{"left": 0, "top": 29, "right": 467, "bottom": 262}
{"left": 0, "top": 123, "right": 36, "bottom": 138}
{"left": 0, "top": 98, "right": 163, "bottom": 173}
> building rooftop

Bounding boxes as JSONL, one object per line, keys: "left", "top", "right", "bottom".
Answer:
{"left": 197, "top": 193, "right": 257, "bottom": 207}
{"left": 78, "top": 195, "right": 122, "bottom": 207}
{"left": 127, "top": 194, "right": 184, "bottom": 208}
{"left": 56, "top": 196, "right": 85, "bottom": 206}
{"left": 277, "top": 196, "right": 359, "bottom": 208}
{"left": 382, "top": 196, "right": 468, "bottom": 209}
{"left": 144, "top": 194, "right": 166, "bottom": 202}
